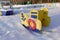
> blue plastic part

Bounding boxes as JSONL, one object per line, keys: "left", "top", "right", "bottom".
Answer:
{"left": 22, "top": 24, "right": 42, "bottom": 33}
{"left": 2, "top": 10, "right": 14, "bottom": 16}
{"left": 25, "top": 27, "right": 41, "bottom": 33}
{"left": 2, "top": 11, "right": 6, "bottom": 16}
{"left": 33, "top": 29, "right": 41, "bottom": 33}
{"left": 31, "top": 15, "right": 37, "bottom": 19}
{"left": 6, "top": 11, "right": 13, "bottom": 15}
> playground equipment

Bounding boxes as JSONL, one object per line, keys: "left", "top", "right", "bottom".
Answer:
{"left": 0, "top": 1, "right": 14, "bottom": 16}
{"left": 20, "top": 8, "right": 51, "bottom": 32}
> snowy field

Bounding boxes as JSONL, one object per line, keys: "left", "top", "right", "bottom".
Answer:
{"left": 0, "top": 6, "right": 60, "bottom": 40}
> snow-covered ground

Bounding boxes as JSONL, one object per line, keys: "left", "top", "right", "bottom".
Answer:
{"left": 0, "top": 6, "right": 60, "bottom": 40}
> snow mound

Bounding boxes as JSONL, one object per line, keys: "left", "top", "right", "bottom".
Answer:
{"left": 0, "top": 6, "right": 60, "bottom": 40}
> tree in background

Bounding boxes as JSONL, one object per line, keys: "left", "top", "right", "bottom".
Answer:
{"left": 10, "top": 0, "right": 60, "bottom": 4}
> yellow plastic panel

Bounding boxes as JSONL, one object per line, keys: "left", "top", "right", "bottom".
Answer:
{"left": 30, "top": 9, "right": 38, "bottom": 19}
{"left": 41, "top": 8, "right": 48, "bottom": 11}
{"left": 20, "top": 13, "right": 29, "bottom": 27}
{"left": 35, "top": 19, "right": 42, "bottom": 30}
{"left": 0, "top": 11, "right": 2, "bottom": 16}
{"left": 38, "top": 10, "right": 44, "bottom": 21}
{"left": 42, "top": 17, "right": 51, "bottom": 26}
{"left": 41, "top": 8, "right": 48, "bottom": 18}
{"left": 43, "top": 11, "right": 48, "bottom": 18}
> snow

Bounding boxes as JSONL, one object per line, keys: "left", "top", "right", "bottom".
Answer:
{"left": 0, "top": 5, "right": 60, "bottom": 40}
